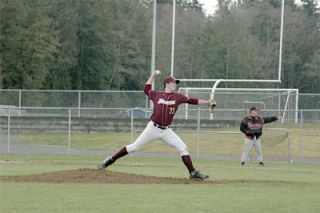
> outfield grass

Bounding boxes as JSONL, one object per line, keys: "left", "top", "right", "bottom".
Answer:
{"left": 11, "top": 124, "right": 320, "bottom": 159}
{"left": 1, "top": 154, "right": 320, "bottom": 213}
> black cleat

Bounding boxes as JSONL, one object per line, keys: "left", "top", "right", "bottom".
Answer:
{"left": 241, "top": 161, "right": 245, "bottom": 166}
{"left": 259, "top": 162, "right": 264, "bottom": 167}
{"left": 98, "top": 158, "right": 115, "bottom": 170}
{"left": 189, "top": 170, "right": 209, "bottom": 180}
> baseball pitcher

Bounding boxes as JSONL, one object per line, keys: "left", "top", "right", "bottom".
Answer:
{"left": 240, "top": 106, "right": 279, "bottom": 166}
{"left": 98, "top": 70, "right": 216, "bottom": 180}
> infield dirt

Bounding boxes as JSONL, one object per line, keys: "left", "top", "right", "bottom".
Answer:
{"left": 0, "top": 168, "right": 300, "bottom": 185}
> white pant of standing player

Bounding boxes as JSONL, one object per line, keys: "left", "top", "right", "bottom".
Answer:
{"left": 126, "top": 121, "right": 189, "bottom": 156}
{"left": 240, "top": 137, "right": 263, "bottom": 163}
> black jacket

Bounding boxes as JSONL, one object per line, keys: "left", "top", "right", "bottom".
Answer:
{"left": 240, "top": 115, "right": 278, "bottom": 139}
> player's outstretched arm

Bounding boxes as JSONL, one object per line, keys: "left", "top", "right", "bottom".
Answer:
{"left": 146, "top": 70, "right": 161, "bottom": 85}
{"left": 198, "top": 99, "right": 217, "bottom": 109}
{"left": 263, "top": 116, "right": 279, "bottom": 124}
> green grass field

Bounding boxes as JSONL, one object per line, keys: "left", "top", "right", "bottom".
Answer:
{"left": 1, "top": 154, "right": 320, "bottom": 213}
{"left": 11, "top": 124, "right": 320, "bottom": 159}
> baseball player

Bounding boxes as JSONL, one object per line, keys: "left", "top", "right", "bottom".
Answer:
{"left": 240, "top": 106, "right": 279, "bottom": 166}
{"left": 98, "top": 70, "right": 216, "bottom": 180}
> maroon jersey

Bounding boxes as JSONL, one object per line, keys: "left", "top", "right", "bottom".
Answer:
{"left": 144, "top": 84, "right": 199, "bottom": 126}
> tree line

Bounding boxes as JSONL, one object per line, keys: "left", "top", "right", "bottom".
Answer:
{"left": 0, "top": 0, "right": 319, "bottom": 92}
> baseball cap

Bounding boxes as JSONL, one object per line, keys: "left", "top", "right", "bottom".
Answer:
{"left": 163, "top": 76, "right": 180, "bottom": 87}
{"left": 249, "top": 106, "right": 259, "bottom": 112}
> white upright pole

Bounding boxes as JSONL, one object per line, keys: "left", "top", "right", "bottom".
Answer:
{"left": 151, "top": 0, "right": 157, "bottom": 90}
{"left": 278, "top": 0, "right": 284, "bottom": 81}
{"left": 171, "top": 0, "right": 176, "bottom": 77}
{"left": 150, "top": 0, "right": 157, "bottom": 110}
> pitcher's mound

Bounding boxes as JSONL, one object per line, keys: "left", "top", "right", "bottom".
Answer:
{"left": 0, "top": 168, "right": 202, "bottom": 184}
{"left": 0, "top": 168, "right": 294, "bottom": 185}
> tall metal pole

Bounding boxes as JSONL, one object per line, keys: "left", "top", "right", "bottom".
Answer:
{"left": 170, "top": 0, "right": 176, "bottom": 77}
{"left": 151, "top": 0, "right": 157, "bottom": 90}
{"left": 149, "top": 0, "right": 157, "bottom": 110}
{"left": 278, "top": 0, "right": 284, "bottom": 81}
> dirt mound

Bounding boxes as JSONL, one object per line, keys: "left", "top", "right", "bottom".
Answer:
{"left": 0, "top": 169, "right": 191, "bottom": 184}
{"left": 0, "top": 168, "right": 296, "bottom": 185}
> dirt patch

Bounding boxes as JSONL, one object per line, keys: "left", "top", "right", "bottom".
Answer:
{"left": 0, "top": 168, "right": 298, "bottom": 185}
{"left": 0, "top": 160, "right": 26, "bottom": 164}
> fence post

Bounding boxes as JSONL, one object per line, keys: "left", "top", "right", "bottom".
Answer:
{"left": 287, "top": 133, "right": 292, "bottom": 164}
{"left": 185, "top": 89, "right": 188, "bottom": 120}
{"left": 130, "top": 109, "right": 134, "bottom": 143}
{"left": 196, "top": 107, "right": 201, "bottom": 159}
{"left": 278, "top": 92, "right": 281, "bottom": 117}
{"left": 78, "top": 91, "right": 81, "bottom": 117}
{"left": 295, "top": 90, "right": 299, "bottom": 123}
{"left": 7, "top": 108, "right": 11, "bottom": 154}
{"left": 68, "top": 109, "right": 71, "bottom": 155}
{"left": 18, "top": 90, "right": 22, "bottom": 116}
{"left": 299, "top": 110, "right": 304, "bottom": 160}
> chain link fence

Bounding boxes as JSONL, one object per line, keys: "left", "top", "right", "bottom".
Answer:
{"left": 0, "top": 106, "right": 319, "bottom": 163}
{"left": 1, "top": 89, "right": 319, "bottom": 162}
{"left": 0, "top": 89, "right": 149, "bottom": 109}
{"left": 1, "top": 89, "right": 319, "bottom": 121}
{"left": 1, "top": 89, "right": 319, "bottom": 108}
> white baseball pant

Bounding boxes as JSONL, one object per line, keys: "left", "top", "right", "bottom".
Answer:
{"left": 126, "top": 121, "right": 189, "bottom": 156}
{"left": 240, "top": 137, "right": 263, "bottom": 162}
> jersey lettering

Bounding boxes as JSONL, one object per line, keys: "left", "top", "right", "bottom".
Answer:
{"left": 158, "top": 98, "right": 176, "bottom": 105}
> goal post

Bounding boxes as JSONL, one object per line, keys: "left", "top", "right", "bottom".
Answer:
{"left": 178, "top": 87, "right": 299, "bottom": 123}
{"left": 171, "top": 0, "right": 285, "bottom": 83}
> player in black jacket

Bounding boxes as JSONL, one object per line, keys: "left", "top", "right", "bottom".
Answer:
{"left": 240, "top": 106, "right": 278, "bottom": 166}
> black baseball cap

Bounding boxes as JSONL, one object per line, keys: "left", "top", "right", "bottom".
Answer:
{"left": 249, "top": 106, "right": 259, "bottom": 112}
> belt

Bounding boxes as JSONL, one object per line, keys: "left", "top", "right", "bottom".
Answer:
{"left": 153, "top": 122, "right": 169, "bottom": 130}
{"left": 246, "top": 135, "right": 259, "bottom": 140}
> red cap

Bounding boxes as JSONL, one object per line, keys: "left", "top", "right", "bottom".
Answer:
{"left": 163, "top": 76, "right": 180, "bottom": 87}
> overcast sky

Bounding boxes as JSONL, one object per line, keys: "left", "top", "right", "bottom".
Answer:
{"left": 198, "top": 0, "right": 320, "bottom": 15}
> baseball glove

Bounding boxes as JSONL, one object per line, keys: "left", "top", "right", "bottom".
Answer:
{"left": 208, "top": 99, "right": 217, "bottom": 109}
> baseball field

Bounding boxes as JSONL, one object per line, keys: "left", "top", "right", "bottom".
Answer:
{"left": 1, "top": 153, "right": 319, "bottom": 213}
